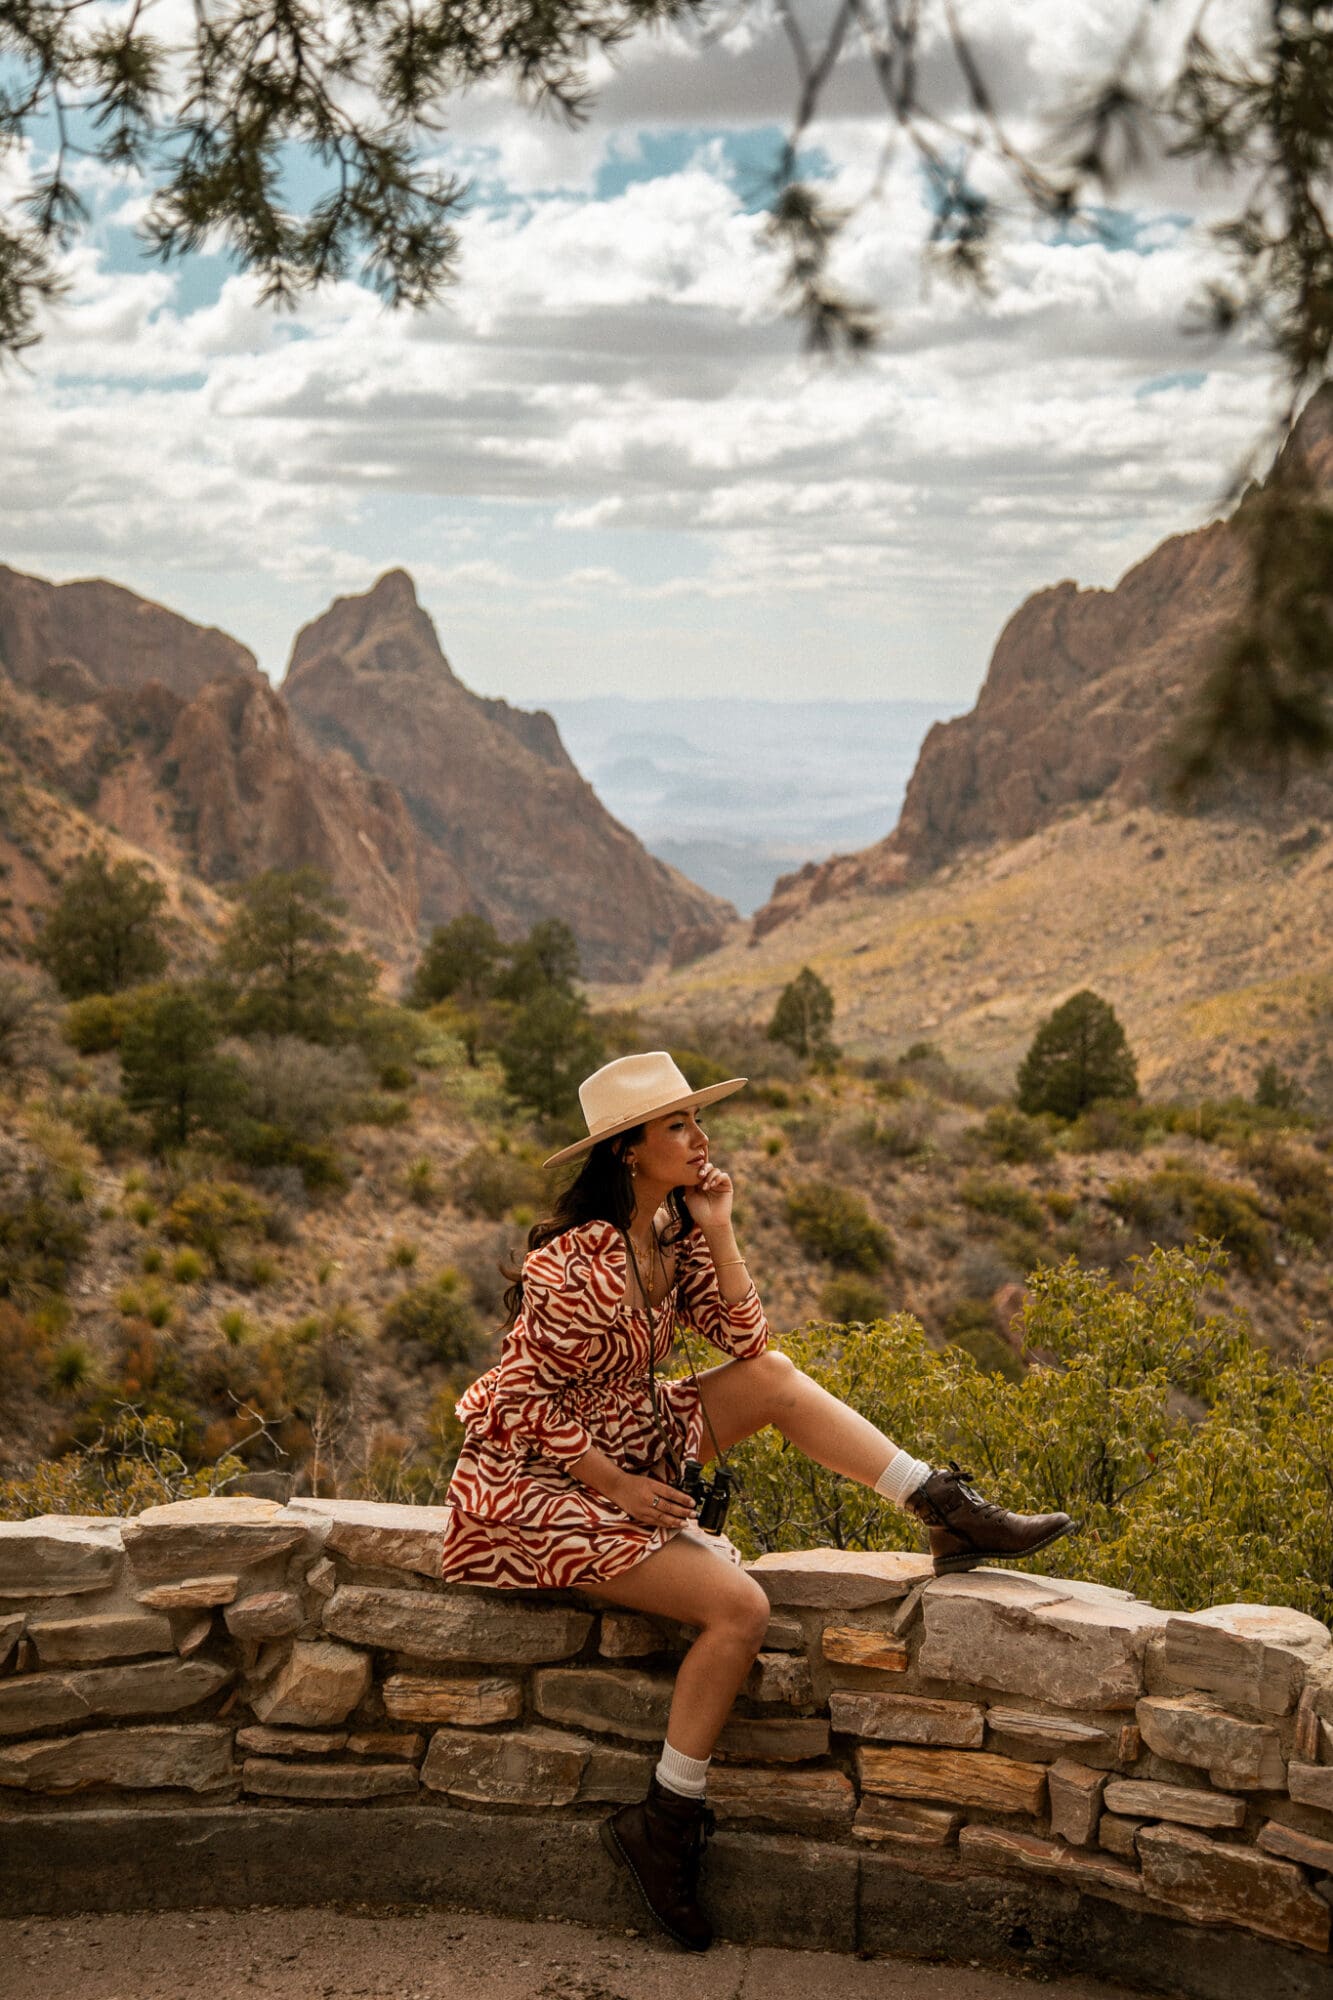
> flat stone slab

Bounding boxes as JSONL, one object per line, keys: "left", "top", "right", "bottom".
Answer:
{"left": 421, "top": 1726, "right": 590, "bottom": 1806}
{"left": 0, "top": 1657, "right": 231, "bottom": 1737}
{"left": 223, "top": 1590, "right": 303, "bottom": 1641}
{"left": 958, "top": 1823, "right": 1142, "bottom": 1899}
{"left": 0, "top": 1518, "right": 123, "bottom": 1598}
{"left": 242, "top": 1757, "right": 418, "bottom": 1801}
{"left": 829, "top": 1692, "right": 984, "bottom": 1748}
{"left": 284, "top": 1500, "right": 455, "bottom": 1579}
{"left": 27, "top": 1611, "right": 175, "bottom": 1664}
{"left": 1161, "top": 1604, "right": 1331, "bottom": 1718}
{"left": 122, "top": 1500, "right": 309, "bottom": 1583}
{"left": 1259, "top": 1819, "right": 1333, "bottom": 1872}
{"left": 136, "top": 1576, "right": 239, "bottom": 1610}
{"left": 856, "top": 1745, "right": 1047, "bottom": 1815}
{"left": 1138, "top": 1822, "right": 1331, "bottom": 1954}
{"left": 382, "top": 1673, "right": 523, "bottom": 1725}
{"left": 984, "top": 1707, "right": 1122, "bottom": 1764}
{"left": 1137, "top": 1694, "right": 1286, "bottom": 1790}
{"left": 917, "top": 1571, "right": 1167, "bottom": 1710}
{"left": 748, "top": 1550, "right": 928, "bottom": 1610}
{"left": 820, "top": 1626, "right": 909, "bottom": 1673}
{"left": 852, "top": 1797, "right": 962, "bottom": 1848}
{"left": 0, "top": 1724, "right": 234, "bottom": 1792}
{"left": 324, "top": 1585, "right": 591, "bottom": 1664}
{"left": 706, "top": 1765, "right": 856, "bottom": 1834}
{"left": 1102, "top": 1779, "right": 1245, "bottom": 1830}
{"left": 234, "top": 1727, "right": 349, "bottom": 1757}
{"left": 1287, "top": 1761, "right": 1333, "bottom": 1810}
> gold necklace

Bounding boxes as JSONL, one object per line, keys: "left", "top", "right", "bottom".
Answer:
{"left": 628, "top": 1225, "right": 659, "bottom": 1301}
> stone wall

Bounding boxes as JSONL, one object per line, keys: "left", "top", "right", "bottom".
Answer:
{"left": 3, "top": 1500, "right": 1333, "bottom": 1998}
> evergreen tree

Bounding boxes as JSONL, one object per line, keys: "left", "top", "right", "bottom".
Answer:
{"left": 767, "top": 967, "right": 836, "bottom": 1061}
{"left": 410, "top": 914, "right": 502, "bottom": 1007}
{"left": 217, "top": 869, "right": 377, "bottom": 1041}
{"left": 1017, "top": 990, "right": 1138, "bottom": 1121}
{"left": 33, "top": 850, "right": 169, "bottom": 999}
{"left": 494, "top": 918, "right": 581, "bottom": 1003}
{"left": 119, "top": 986, "right": 237, "bottom": 1148}
{"left": 496, "top": 988, "right": 603, "bottom": 1121}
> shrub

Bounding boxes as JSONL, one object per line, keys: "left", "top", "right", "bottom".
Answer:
{"left": 1105, "top": 1169, "right": 1273, "bottom": 1276}
{"left": 64, "top": 992, "right": 137, "bottom": 1055}
{"left": 785, "top": 1181, "right": 891, "bottom": 1272}
{"left": 381, "top": 1269, "right": 482, "bottom": 1366}
{"left": 976, "top": 1107, "right": 1053, "bottom": 1165}
{"left": 388, "top": 1239, "right": 419, "bottom": 1270}
{"left": 72, "top": 1090, "right": 147, "bottom": 1159}
{"left": 1254, "top": 1059, "right": 1301, "bottom": 1111}
{"left": 1065, "top": 1099, "right": 1154, "bottom": 1154}
{"left": 405, "top": 1156, "right": 439, "bottom": 1207}
{"left": 1239, "top": 1138, "right": 1332, "bottom": 1246}
{"left": 216, "top": 868, "right": 377, "bottom": 1043}
{"left": 119, "top": 986, "right": 238, "bottom": 1149}
{"left": 410, "top": 914, "right": 503, "bottom": 1008}
{"left": 819, "top": 1275, "right": 889, "bottom": 1324}
{"left": 0, "top": 1409, "right": 246, "bottom": 1521}
{"left": 163, "top": 1180, "right": 272, "bottom": 1270}
{"left": 940, "top": 1297, "right": 1025, "bottom": 1382}
{"left": 49, "top": 1338, "right": 95, "bottom": 1393}
{"left": 170, "top": 1248, "right": 204, "bottom": 1285}
{"left": 0, "top": 1164, "right": 89, "bottom": 1304}
{"left": 729, "top": 1243, "right": 1333, "bottom": 1622}
{"left": 451, "top": 1143, "right": 543, "bottom": 1221}
{"left": 1017, "top": 991, "right": 1138, "bottom": 1120}
{"left": 495, "top": 988, "right": 604, "bottom": 1120}
{"left": 960, "top": 1175, "right": 1046, "bottom": 1234}
{"left": 855, "top": 1102, "right": 935, "bottom": 1159}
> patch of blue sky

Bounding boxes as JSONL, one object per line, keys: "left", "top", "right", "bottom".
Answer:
{"left": 1136, "top": 370, "right": 1207, "bottom": 397}
{"left": 595, "top": 125, "right": 830, "bottom": 211}
{"left": 1051, "top": 205, "right": 1194, "bottom": 255}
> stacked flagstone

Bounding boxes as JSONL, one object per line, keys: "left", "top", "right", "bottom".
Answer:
{"left": 2, "top": 1501, "right": 1332, "bottom": 1993}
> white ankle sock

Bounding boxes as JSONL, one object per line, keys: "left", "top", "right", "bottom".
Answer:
{"left": 655, "top": 1741, "right": 710, "bottom": 1800}
{"left": 874, "top": 1451, "right": 933, "bottom": 1508}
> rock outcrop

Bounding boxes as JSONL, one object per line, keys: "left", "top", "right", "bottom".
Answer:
{"left": 2, "top": 1499, "right": 1332, "bottom": 1995}
{"left": 283, "top": 570, "right": 733, "bottom": 979}
{"left": 0, "top": 571, "right": 420, "bottom": 951}
{"left": 753, "top": 395, "right": 1333, "bottom": 938}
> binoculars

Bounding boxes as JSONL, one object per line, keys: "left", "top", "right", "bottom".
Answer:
{"left": 679, "top": 1458, "right": 732, "bottom": 1534}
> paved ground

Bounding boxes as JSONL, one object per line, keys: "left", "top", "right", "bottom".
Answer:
{"left": 2, "top": 1908, "right": 1145, "bottom": 2000}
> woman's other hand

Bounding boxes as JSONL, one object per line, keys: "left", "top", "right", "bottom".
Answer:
{"left": 684, "top": 1161, "right": 734, "bottom": 1232}
{"left": 615, "top": 1471, "right": 696, "bottom": 1527}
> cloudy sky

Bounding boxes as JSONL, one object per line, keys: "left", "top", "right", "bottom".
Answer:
{"left": 4, "top": 0, "right": 1274, "bottom": 706}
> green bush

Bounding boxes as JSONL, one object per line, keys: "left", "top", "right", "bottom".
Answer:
{"left": 1064, "top": 1099, "right": 1153, "bottom": 1154}
{"left": 71, "top": 1090, "right": 148, "bottom": 1159}
{"left": 163, "top": 1181, "right": 272, "bottom": 1270}
{"left": 1239, "top": 1137, "right": 1331, "bottom": 1247}
{"left": 940, "top": 1297, "right": 1025, "bottom": 1383}
{"left": 729, "top": 1244, "right": 1333, "bottom": 1622}
{"left": 976, "top": 1107, "right": 1053, "bottom": 1165}
{"left": 451, "top": 1143, "right": 542, "bottom": 1221}
{"left": 382, "top": 1269, "right": 482, "bottom": 1366}
{"left": 1104, "top": 1169, "right": 1273, "bottom": 1276}
{"left": 819, "top": 1275, "right": 889, "bottom": 1324}
{"left": 785, "top": 1181, "right": 891, "bottom": 1272}
{"left": 960, "top": 1175, "right": 1046, "bottom": 1234}
{"left": 855, "top": 1103, "right": 935, "bottom": 1159}
{"left": 64, "top": 992, "right": 137, "bottom": 1055}
{"left": 0, "top": 1165, "right": 89, "bottom": 1304}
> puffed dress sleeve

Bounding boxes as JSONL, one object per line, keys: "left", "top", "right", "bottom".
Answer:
{"left": 672, "top": 1226, "right": 770, "bottom": 1359}
{"left": 463, "top": 1220, "right": 623, "bottom": 1468}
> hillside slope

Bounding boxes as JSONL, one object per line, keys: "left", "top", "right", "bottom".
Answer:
{"left": 755, "top": 395, "right": 1333, "bottom": 938}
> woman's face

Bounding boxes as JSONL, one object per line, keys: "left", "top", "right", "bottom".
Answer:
{"left": 628, "top": 1107, "right": 709, "bottom": 1190}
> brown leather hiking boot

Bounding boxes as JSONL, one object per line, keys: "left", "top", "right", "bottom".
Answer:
{"left": 906, "top": 1463, "right": 1075, "bottom": 1575}
{"left": 600, "top": 1776, "right": 715, "bottom": 1951}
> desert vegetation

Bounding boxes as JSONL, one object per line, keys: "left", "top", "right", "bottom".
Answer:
{"left": 0, "top": 880, "right": 1330, "bottom": 1620}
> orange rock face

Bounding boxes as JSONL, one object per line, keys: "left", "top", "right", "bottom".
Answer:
{"left": 752, "top": 393, "right": 1333, "bottom": 939}
{"left": 282, "top": 570, "right": 733, "bottom": 980}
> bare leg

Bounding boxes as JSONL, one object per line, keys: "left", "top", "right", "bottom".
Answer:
{"left": 582, "top": 1533, "right": 770, "bottom": 1758}
{"left": 695, "top": 1348, "right": 901, "bottom": 1484}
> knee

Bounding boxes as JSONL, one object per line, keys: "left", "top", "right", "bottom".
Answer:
{"left": 709, "top": 1577, "right": 772, "bottom": 1657}
{"left": 748, "top": 1347, "right": 799, "bottom": 1413}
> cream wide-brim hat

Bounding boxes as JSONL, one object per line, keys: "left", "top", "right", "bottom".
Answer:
{"left": 542, "top": 1051, "right": 747, "bottom": 1169}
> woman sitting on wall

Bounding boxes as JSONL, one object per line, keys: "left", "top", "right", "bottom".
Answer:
{"left": 439, "top": 1053, "right": 1073, "bottom": 1953}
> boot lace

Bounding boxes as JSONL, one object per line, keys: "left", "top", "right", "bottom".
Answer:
{"left": 939, "top": 1462, "right": 1006, "bottom": 1525}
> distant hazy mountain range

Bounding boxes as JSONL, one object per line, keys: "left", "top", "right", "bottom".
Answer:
{"left": 545, "top": 698, "right": 965, "bottom": 916}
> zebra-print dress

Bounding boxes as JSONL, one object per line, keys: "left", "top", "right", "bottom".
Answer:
{"left": 437, "top": 1218, "right": 770, "bottom": 1590}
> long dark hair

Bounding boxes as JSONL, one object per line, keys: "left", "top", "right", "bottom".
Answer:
{"left": 500, "top": 1127, "right": 694, "bottom": 1328}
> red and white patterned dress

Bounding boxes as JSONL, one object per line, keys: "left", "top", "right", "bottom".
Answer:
{"left": 438, "top": 1218, "right": 770, "bottom": 1590}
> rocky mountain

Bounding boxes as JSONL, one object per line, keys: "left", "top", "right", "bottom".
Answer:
{"left": 282, "top": 569, "right": 732, "bottom": 979}
{"left": 0, "top": 568, "right": 420, "bottom": 952}
{"left": 754, "top": 395, "right": 1333, "bottom": 938}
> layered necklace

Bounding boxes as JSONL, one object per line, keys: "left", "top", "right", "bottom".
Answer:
{"left": 627, "top": 1221, "right": 663, "bottom": 1308}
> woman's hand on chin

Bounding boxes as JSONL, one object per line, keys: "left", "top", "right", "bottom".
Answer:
{"left": 684, "top": 1162, "right": 734, "bottom": 1233}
